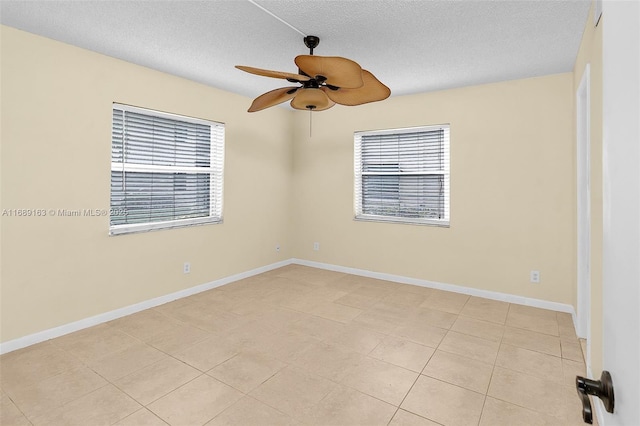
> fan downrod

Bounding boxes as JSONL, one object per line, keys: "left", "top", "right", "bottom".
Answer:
{"left": 304, "top": 36, "right": 320, "bottom": 55}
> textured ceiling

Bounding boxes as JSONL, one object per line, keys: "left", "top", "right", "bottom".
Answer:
{"left": 1, "top": 0, "right": 590, "bottom": 103}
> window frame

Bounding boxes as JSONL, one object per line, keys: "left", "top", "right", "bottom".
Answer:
{"left": 354, "top": 124, "right": 450, "bottom": 227}
{"left": 110, "top": 103, "right": 224, "bottom": 236}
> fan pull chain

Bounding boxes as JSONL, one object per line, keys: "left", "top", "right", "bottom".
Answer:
{"left": 309, "top": 109, "right": 312, "bottom": 137}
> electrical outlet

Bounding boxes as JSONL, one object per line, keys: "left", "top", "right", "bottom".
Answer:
{"left": 530, "top": 270, "right": 540, "bottom": 283}
{"left": 276, "top": 244, "right": 280, "bottom": 252}
{"left": 313, "top": 242, "right": 320, "bottom": 251}
{"left": 183, "top": 262, "right": 191, "bottom": 274}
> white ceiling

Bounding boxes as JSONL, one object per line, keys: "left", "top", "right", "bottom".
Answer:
{"left": 1, "top": 0, "right": 590, "bottom": 103}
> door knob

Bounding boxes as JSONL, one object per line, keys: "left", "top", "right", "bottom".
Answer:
{"left": 576, "top": 370, "right": 615, "bottom": 424}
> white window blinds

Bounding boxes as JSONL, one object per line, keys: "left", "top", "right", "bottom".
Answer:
{"left": 110, "top": 104, "right": 224, "bottom": 235}
{"left": 354, "top": 125, "right": 450, "bottom": 226}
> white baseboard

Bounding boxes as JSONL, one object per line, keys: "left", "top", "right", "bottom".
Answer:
{"left": 292, "top": 258, "right": 577, "bottom": 315}
{"left": 1, "top": 257, "right": 577, "bottom": 355}
{"left": 0, "top": 259, "right": 293, "bottom": 355}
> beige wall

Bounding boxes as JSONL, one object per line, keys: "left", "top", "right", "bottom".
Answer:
{"left": 0, "top": 26, "right": 293, "bottom": 343}
{"left": 291, "top": 73, "right": 575, "bottom": 305}
{"left": 573, "top": 5, "right": 604, "bottom": 375}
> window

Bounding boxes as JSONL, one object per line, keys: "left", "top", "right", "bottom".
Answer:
{"left": 354, "top": 125, "right": 450, "bottom": 226}
{"left": 110, "top": 104, "right": 224, "bottom": 235}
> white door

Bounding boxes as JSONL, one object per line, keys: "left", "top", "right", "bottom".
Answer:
{"left": 600, "top": 1, "right": 640, "bottom": 424}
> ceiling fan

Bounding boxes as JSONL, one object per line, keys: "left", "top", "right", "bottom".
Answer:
{"left": 236, "top": 36, "right": 391, "bottom": 112}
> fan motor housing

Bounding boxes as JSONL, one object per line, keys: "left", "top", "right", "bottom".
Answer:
{"left": 304, "top": 36, "right": 320, "bottom": 54}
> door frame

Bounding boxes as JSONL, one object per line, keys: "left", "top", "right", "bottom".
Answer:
{"left": 576, "top": 64, "right": 591, "bottom": 368}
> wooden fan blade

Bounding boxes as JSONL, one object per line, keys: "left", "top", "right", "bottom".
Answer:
{"left": 248, "top": 87, "right": 299, "bottom": 112}
{"left": 321, "top": 70, "right": 390, "bottom": 106}
{"left": 290, "top": 88, "right": 335, "bottom": 111}
{"left": 236, "top": 65, "right": 310, "bottom": 82}
{"left": 294, "top": 55, "right": 364, "bottom": 89}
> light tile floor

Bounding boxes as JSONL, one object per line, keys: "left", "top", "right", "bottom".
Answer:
{"left": 0, "top": 265, "right": 592, "bottom": 426}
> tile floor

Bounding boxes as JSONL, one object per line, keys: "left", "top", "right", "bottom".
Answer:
{"left": 0, "top": 265, "right": 592, "bottom": 426}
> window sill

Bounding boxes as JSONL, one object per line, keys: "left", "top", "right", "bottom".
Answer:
{"left": 354, "top": 214, "right": 449, "bottom": 227}
{"left": 109, "top": 216, "right": 222, "bottom": 236}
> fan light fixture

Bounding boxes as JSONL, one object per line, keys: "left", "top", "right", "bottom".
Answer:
{"left": 236, "top": 35, "right": 391, "bottom": 113}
